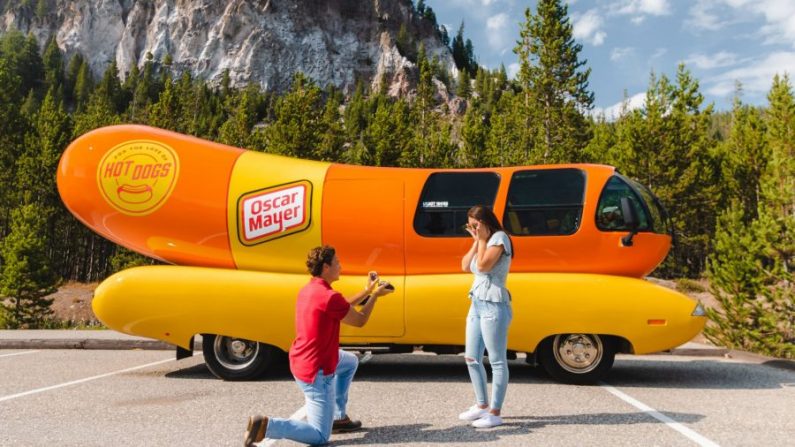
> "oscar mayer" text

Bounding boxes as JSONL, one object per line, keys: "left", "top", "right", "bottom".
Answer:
{"left": 242, "top": 184, "right": 307, "bottom": 242}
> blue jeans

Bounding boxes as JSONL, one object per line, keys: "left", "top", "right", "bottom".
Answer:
{"left": 266, "top": 349, "right": 358, "bottom": 445}
{"left": 465, "top": 299, "right": 512, "bottom": 410}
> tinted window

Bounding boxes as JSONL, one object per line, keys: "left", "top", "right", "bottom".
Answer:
{"left": 503, "top": 169, "right": 585, "bottom": 236}
{"left": 595, "top": 176, "right": 651, "bottom": 231}
{"left": 414, "top": 172, "right": 500, "bottom": 237}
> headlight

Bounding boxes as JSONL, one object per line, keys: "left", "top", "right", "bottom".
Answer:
{"left": 691, "top": 302, "right": 706, "bottom": 316}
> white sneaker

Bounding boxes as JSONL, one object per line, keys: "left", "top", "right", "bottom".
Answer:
{"left": 458, "top": 405, "right": 489, "bottom": 421}
{"left": 472, "top": 413, "right": 503, "bottom": 428}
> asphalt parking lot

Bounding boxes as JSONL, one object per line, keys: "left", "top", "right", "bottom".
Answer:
{"left": 1, "top": 347, "right": 794, "bottom": 446}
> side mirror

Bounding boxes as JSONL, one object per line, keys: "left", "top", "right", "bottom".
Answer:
{"left": 620, "top": 197, "right": 639, "bottom": 247}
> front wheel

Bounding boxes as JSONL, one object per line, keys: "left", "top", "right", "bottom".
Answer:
{"left": 202, "top": 334, "right": 278, "bottom": 381}
{"left": 538, "top": 334, "right": 616, "bottom": 384}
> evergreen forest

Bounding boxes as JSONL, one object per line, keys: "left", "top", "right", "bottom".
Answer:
{"left": 0, "top": 0, "right": 792, "bottom": 358}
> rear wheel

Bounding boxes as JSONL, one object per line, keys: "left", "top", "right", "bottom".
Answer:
{"left": 202, "top": 334, "right": 278, "bottom": 381}
{"left": 538, "top": 334, "right": 616, "bottom": 384}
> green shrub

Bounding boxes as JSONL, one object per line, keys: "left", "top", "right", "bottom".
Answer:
{"left": 676, "top": 278, "right": 706, "bottom": 294}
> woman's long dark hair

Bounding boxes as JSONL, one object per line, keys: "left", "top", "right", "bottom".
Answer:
{"left": 467, "top": 205, "right": 515, "bottom": 258}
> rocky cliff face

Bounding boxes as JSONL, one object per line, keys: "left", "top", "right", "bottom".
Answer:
{"left": 1, "top": 0, "right": 455, "bottom": 96}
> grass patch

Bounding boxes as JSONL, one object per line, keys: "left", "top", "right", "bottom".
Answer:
{"left": 676, "top": 278, "right": 707, "bottom": 294}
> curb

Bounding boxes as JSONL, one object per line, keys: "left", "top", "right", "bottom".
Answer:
{"left": 0, "top": 338, "right": 179, "bottom": 350}
{"left": 661, "top": 346, "right": 730, "bottom": 357}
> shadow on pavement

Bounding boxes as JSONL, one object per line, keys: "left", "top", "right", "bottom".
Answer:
{"left": 330, "top": 410, "right": 705, "bottom": 445}
{"left": 606, "top": 357, "right": 794, "bottom": 390}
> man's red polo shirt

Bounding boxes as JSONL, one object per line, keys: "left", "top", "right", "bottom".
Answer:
{"left": 289, "top": 276, "right": 351, "bottom": 383}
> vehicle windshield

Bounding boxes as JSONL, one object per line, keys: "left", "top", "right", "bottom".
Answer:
{"left": 595, "top": 175, "right": 670, "bottom": 235}
{"left": 626, "top": 177, "right": 671, "bottom": 235}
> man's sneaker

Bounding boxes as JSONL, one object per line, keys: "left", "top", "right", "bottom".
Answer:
{"left": 332, "top": 416, "right": 363, "bottom": 433}
{"left": 243, "top": 415, "right": 268, "bottom": 446}
{"left": 472, "top": 413, "right": 503, "bottom": 428}
{"left": 458, "top": 405, "right": 489, "bottom": 421}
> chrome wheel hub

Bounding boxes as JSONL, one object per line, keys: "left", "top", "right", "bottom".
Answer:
{"left": 213, "top": 336, "right": 259, "bottom": 371}
{"left": 553, "top": 334, "right": 603, "bottom": 374}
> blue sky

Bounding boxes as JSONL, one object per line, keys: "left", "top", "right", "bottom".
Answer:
{"left": 425, "top": 0, "right": 795, "bottom": 117}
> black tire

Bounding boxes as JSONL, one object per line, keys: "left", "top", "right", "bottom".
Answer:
{"left": 538, "top": 334, "right": 616, "bottom": 385}
{"left": 202, "top": 334, "right": 278, "bottom": 381}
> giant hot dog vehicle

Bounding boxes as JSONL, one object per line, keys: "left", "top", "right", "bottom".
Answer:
{"left": 57, "top": 125, "right": 706, "bottom": 384}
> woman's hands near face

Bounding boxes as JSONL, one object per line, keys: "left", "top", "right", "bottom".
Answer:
{"left": 465, "top": 223, "right": 478, "bottom": 239}
{"left": 475, "top": 221, "right": 490, "bottom": 241}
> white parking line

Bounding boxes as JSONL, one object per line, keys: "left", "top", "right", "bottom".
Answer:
{"left": 602, "top": 384, "right": 720, "bottom": 447}
{"left": 260, "top": 352, "right": 371, "bottom": 445}
{"left": 0, "top": 350, "right": 38, "bottom": 358}
{"left": 0, "top": 355, "right": 195, "bottom": 403}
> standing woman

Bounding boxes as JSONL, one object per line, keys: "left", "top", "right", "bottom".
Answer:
{"left": 459, "top": 205, "right": 514, "bottom": 428}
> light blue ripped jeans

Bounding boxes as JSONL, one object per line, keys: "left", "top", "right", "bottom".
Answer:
{"left": 266, "top": 349, "right": 358, "bottom": 445}
{"left": 465, "top": 298, "right": 512, "bottom": 410}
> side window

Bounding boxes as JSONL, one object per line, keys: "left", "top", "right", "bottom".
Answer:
{"left": 503, "top": 169, "right": 585, "bottom": 236}
{"left": 595, "top": 176, "right": 651, "bottom": 231}
{"left": 414, "top": 172, "right": 500, "bottom": 237}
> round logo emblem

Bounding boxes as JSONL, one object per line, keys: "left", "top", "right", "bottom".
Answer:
{"left": 96, "top": 140, "right": 180, "bottom": 216}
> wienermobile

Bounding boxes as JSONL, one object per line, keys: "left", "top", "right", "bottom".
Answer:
{"left": 57, "top": 125, "right": 706, "bottom": 384}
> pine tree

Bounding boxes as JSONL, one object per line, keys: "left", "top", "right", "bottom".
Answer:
{"left": 582, "top": 114, "right": 617, "bottom": 164}
{"left": 0, "top": 204, "right": 58, "bottom": 329}
{"left": 263, "top": 73, "right": 324, "bottom": 158}
{"left": 401, "top": 44, "right": 443, "bottom": 167}
{"left": 315, "top": 91, "right": 344, "bottom": 161}
{"left": 762, "top": 74, "right": 795, "bottom": 250}
{"left": 218, "top": 86, "right": 260, "bottom": 149}
{"left": 456, "top": 68, "right": 471, "bottom": 99}
{"left": 41, "top": 36, "right": 64, "bottom": 93}
{"left": 485, "top": 92, "right": 526, "bottom": 166}
{"left": 20, "top": 33, "right": 44, "bottom": 98}
{"left": 451, "top": 22, "right": 467, "bottom": 73}
{"left": 73, "top": 59, "right": 93, "bottom": 110}
{"left": 0, "top": 57, "right": 26, "bottom": 237}
{"left": 343, "top": 81, "right": 368, "bottom": 146}
{"left": 367, "top": 98, "right": 406, "bottom": 167}
{"left": 16, "top": 86, "right": 71, "bottom": 208}
{"left": 396, "top": 24, "right": 415, "bottom": 62}
{"left": 65, "top": 52, "right": 84, "bottom": 104}
{"left": 704, "top": 207, "right": 778, "bottom": 353}
{"left": 719, "top": 91, "right": 768, "bottom": 218}
{"left": 96, "top": 60, "right": 125, "bottom": 114}
{"left": 150, "top": 76, "right": 182, "bottom": 132}
{"left": 514, "top": 0, "right": 593, "bottom": 163}
{"left": 459, "top": 102, "right": 487, "bottom": 167}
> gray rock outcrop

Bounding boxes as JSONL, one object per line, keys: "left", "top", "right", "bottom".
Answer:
{"left": 1, "top": 0, "right": 457, "bottom": 97}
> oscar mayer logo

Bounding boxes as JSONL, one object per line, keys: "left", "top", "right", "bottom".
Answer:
{"left": 96, "top": 140, "right": 180, "bottom": 216}
{"left": 237, "top": 180, "right": 312, "bottom": 246}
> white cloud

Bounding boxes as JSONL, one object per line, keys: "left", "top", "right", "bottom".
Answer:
{"left": 481, "top": 0, "right": 496, "bottom": 5}
{"left": 650, "top": 48, "right": 668, "bottom": 61}
{"left": 573, "top": 10, "right": 607, "bottom": 46}
{"left": 613, "top": 0, "right": 672, "bottom": 16}
{"left": 592, "top": 92, "right": 647, "bottom": 120}
{"left": 611, "top": 47, "right": 635, "bottom": 61}
{"left": 706, "top": 51, "right": 795, "bottom": 97}
{"left": 485, "top": 13, "right": 510, "bottom": 50}
{"left": 686, "top": 0, "right": 728, "bottom": 31}
{"left": 703, "top": 0, "right": 795, "bottom": 46}
{"left": 611, "top": 0, "right": 671, "bottom": 24}
{"left": 749, "top": 1, "right": 795, "bottom": 46}
{"left": 685, "top": 51, "right": 739, "bottom": 69}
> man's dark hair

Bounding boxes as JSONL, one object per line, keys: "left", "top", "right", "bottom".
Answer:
{"left": 306, "top": 245, "right": 336, "bottom": 277}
